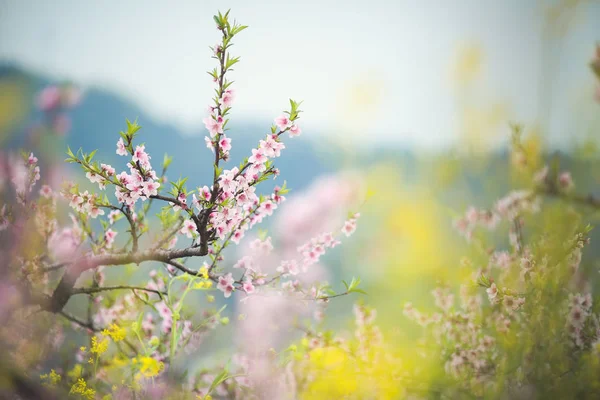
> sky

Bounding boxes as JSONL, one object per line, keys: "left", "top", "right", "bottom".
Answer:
{"left": 0, "top": 0, "right": 599, "bottom": 150}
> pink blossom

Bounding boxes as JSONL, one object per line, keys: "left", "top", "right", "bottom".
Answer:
{"left": 277, "top": 260, "right": 300, "bottom": 276}
{"left": 289, "top": 124, "right": 302, "bottom": 137}
{"left": 231, "top": 229, "right": 244, "bottom": 244}
{"left": 219, "top": 136, "right": 232, "bottom": 152}
{"left": 217, "top": 273, "right": 235, "bottom": 298}
{"left": 219, "top": 89, "right": 235, "bottom": 108}
{"left": 63, "top": 85, "right": 82, "bottom": 108}
{"left": 142, "top": 180, "right": 160, "bottom": 197}
{"left": 86, "top": 171, "right": 103, "bottom": 185}
{"left": 28, "top": 153, "right": 38, "bottom": 165}
{"left": 39, "top": 185, "right": 53, "bottom": 198}
{"left": 89, "top": 206, "right": 105, "bottom": 219}
{"left": 486, "top": 283, "right": 498, "bottom": 302}
{"left": 274, "top": 115, "right": 292, "bottom": 131}
{"left": 132, "top": 145, "right": 151, "bottom": 168}
{"left": 341, "top": 219, "right": 357, "bottom": 237}
{"left": 52, "top": 114, "right": 71, "bottom": 135}
{"left": 181, "top": 219, "right": 197, "bottom": 238}
{"left": 260, "top": 201, "right": 277, "bottom": 216}
{"left": 104, "top": 229, "right": 118, "bottom": 248}
{"left": 248, "top": 148, "right": 267, "bottom": 164}
{"left": 250, "top": 237, "right": 274, "bottom": 254}
{"left": 533, "top": 166, "right": 549, "bottom": 185}
{"left": 205, "top": 136, "right": 215, "bottom": 153}
{"left": 48, "top": 228, "right": 80, "bottom": 262}
{"left": 36, "top": 86, "right": 61, "bottom": 112}
{"left": 167, "top": 236, "right": 178, "bottom": 249}
{"left": 259, "top": 136, "right": 285, "bottom": 158}
{"left": 234, "top": 256, "right": 254, "bottom": 270}
{"left": 203, "top": 115, "right": 224, "bottom": 138}
{"left": 108, "top": 210, "right": 120, "bottom": 224}
{"left": 242, "top": 279, "right": 255, "bottom": 294}
{"left": 0, "top": 205, "right": 9, "bottom": 231}
{"left": 558, "top": 172, "right": 573, "bottom": 191}
{"left": 116, "top": 138, "right": 128, "bottom": 156}
{"left": 100, "top": 163, "right": 115, "bottom": 176}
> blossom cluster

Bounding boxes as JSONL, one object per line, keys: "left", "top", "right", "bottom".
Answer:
{"left": 405, "top": 131, "right": 599, "bottom": 396}
{"left": 35, "top": 83, "right": 81, "bottom": 135}
{"left": 0, "top": 10, "right": 370, "bottom": 400}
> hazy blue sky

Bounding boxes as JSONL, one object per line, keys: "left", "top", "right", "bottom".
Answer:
{"left": 1, "top": 0, "right": 599, "bottom": 149}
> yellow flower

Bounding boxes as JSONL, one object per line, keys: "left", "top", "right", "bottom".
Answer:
{"left": 40, "top": 369, "right": 61, "bottom": 386}
{"left": 91, "top": 336, "right": 109, "bottom": 355}
{"left": 132, "top": 356, "right": 164, "bottom": 378}
{"left": 67, "top": 364, "right": 83, "bottom": 380}
{"left": 193, "top": 281, "right": 207, "bottom": 289}
{"left": 199, "top": 265, "right": 209, "bottom": 279}
{"left": 193, "top": 279, "right": 213, "bottom": 289}
{"left": 70, "top": 378, "right": 96, "bottom": 399}
{"left": 148, "top": 336, "right": 160, "bottom": 347}
{"left": 102, "top": 323, "right": 127, "bottom": 342}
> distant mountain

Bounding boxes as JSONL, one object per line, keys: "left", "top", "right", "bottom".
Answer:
{"left": 0, "top": 64, "right": 336, "bottom": 194}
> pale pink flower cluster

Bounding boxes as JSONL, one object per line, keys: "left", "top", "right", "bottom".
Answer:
{"left": 341, "top": 213, "right": 360, "bottom": 237}
{"left": 36, "top": 84, "right": 81, "bottom": 135}
{"left": 111, "top": 144, "right": 160, "bottom": 207}
{"left": 454, "top": 191, "right": 543, "bottom": 240}
{"left": 275, "top": 173, "right": 364, "bottom": 247}
{"left": 534, "top": 166, "right": 574, "bottom": 192}
{"left": 217, "top": 273, "right": 235, "bottom": 298}
{"left": 404, "top": 289, "right": 496, "bottom": 379}
{"left": 36, "top": 85, "right": 81, "bottom": 112}
{"left": 104, "top": 228, "right": 118, "bottom": 248}
{"left": 297, "top": 231, "right": 342, "bottom": 268}
{"left": 453, "top": 206, "right": 500, "bottom": 240}
{"left": 566, "top": 293, "right": 594, "bottom": 348}
{"left": 9, "top": 153, "right": 40, "bottom": 200}
{"left": 495, "top": 190, "right": 540, "bottom": 219}
{"left": 186, "top": 166, "right": 285, "bottom": 246}
{"left": 68, "top": 190, "right": 105, "bottom": 218}
{"left": 0, "top": 205, "right": 8, "bottom": 231}
{"left": 92, "top": 291, "right": 139, "bottom": 328}
{"left": 48, "top": 227, "right": 81, "bottom": 262}
{"left": 274, "top": 114, "right": 301, "bottom": 137}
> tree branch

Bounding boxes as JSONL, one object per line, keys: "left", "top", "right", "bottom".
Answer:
{"left": 45, "top": 245, "right": 209, "bottom": 313}
{"left": 71, "top": 285, "right": 167, "bottom": 296}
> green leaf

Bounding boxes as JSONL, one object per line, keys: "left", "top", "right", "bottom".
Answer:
{"left": 208, "top": 368, "right": 229, "bottom": 395}
{"left": 163, "top": 153, "right": 173, "bottom": 169}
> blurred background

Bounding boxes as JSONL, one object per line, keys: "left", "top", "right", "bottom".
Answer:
{"left": 1, "top": 0, "right": 600, "bottom": 376}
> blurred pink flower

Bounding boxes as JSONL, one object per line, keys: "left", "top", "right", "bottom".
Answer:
{"left": 63, "top": 85, "right": 82, "bottom": 108}
{"left": 36, "top": 86, "right": 61, "bottom": 112}
{"left": 48, "top": 227, "right": 80, "bottom": 262}
{"left": 52, "top": 114, "right": 71, "bottom": 135}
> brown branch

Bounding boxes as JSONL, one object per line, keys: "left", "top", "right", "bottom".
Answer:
{"left": 71, "top": 285, "right": 167, "bottom": 296}
{"left": 44, "top": 245, "right": 209, "bottom": 313}
{"left": 59, "top": 310, "right": 96, "bottom": 331}
{"left": 541, "top": 187, "right": 600, "bottom": 210}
